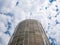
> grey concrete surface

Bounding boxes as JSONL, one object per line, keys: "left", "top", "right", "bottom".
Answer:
{"left": 8, "top": 19, "right": 50, "bottom": 45}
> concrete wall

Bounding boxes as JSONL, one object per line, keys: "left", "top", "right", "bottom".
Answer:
{"left": 8, "top": 19, "right": 50, "bottom": 45}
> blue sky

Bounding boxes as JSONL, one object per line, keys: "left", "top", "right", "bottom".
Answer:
{"left": 0, "top": 0, "right": 60, "bottom": 45}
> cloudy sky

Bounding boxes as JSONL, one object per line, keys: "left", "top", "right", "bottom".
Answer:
{"left": 0, "top": 0, "right": 60, "bottom": 45}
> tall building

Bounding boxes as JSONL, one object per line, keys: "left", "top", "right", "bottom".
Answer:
{"left": 8, "top": 19, "right": 50, "bottom": 45}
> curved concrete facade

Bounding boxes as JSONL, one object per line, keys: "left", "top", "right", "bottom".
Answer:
{"left": 8, "top": 19, "right": 50, "bottom": 45}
